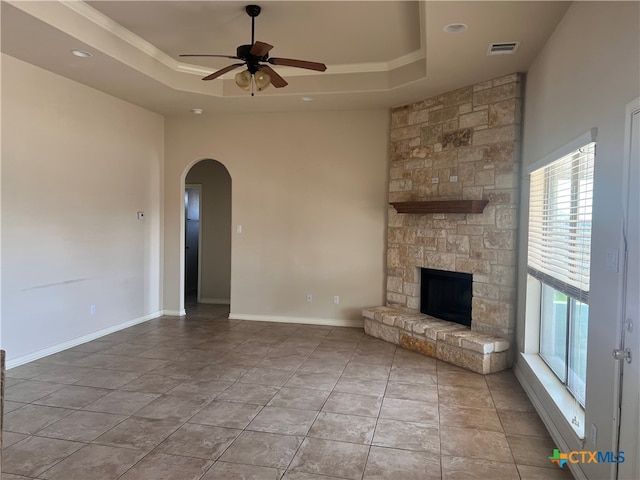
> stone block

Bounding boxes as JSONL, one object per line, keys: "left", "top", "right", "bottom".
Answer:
{"left": 421, "top": 125, "right": 442, "bottom": 145}
{"left": 455, "top": 258, "right": 491, "bottom": 275}
{"left": 495, "top": 205, "right": 517, "bottom": 229}
{"left": 391, "top": 106, "right": 410, "bottom": 128}
{"left": 389, "top": 179, "right": 413, "bottom": 192}
{"left": 473, "top": 126, "right": 515, "bottom": 146}
{"left": 442, "top": 129, "right": 473, "bottom": 149}
{"left": 438, "top": 182, "right": 463, "bottom": 197}
{"left": 387, "top": 292, "right": 407, "bottom": 305}
{"left": 489, "top": 351, "right": 508, "bottom": 373}
{"left": 437, "top": 343, "right": 489, "bottom": 374}
{"left": 365, "top": 319, "right": 400, "bottom": 345}
{"left": 483, "top": 230, "right": 515, "bottom": 250}
{"left": 474, "top": 169, "right": 495, "bottom": 186}
{"left": 459, "top": 110, "right": 488, "bottom": 129}
{"left": 446, "top": 235, "right": 470, "bottom": 254}
{"left": 410, "top": 146, "right": 432, "bottom": 159}
{"left": 472, "top": 298, "right": 511, "bottom": 328}
{"left": 493, "top": 73, "right": 520, "bottom": 87}
{"left": 443, "top": 86, "right": 473, "bottom": 106}
{"left": 391, "top": 125, "right": 421, "bottom": 141}
{"left": 429, "top": 106, "right": 459, "bottom": 124}
{"left": 488, "top": 100, "right": 516, "bottom": 127}
{"left": 387, "top": 276, "right": 403, "bottom": 294}
{"left": 458, "top": 145, "right": 486, "bottom": 163}
{"left": 400, "top": 334, "right": 437, "bottom": 357}
{"left": 408, "top": 109, "right": 429, "bottom": 125}
{"left": 423, "top": 253, "right": 456, "bottom": 271}
{"left": 473, "top": 83, "right": 518, "bottom": 106}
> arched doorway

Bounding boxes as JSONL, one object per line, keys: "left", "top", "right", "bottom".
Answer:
{"left": 183, "top": 159, "right": 232, "bottom": 311}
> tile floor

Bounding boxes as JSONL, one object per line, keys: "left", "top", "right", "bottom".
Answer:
{"left": 2, "top": 304, "right": 574, "bottom": 479}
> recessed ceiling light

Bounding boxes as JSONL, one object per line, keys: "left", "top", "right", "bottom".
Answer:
{"left": 301, "top": 96, "right": 314, "bottom": 102}
{"left": 191, "top": 108, "right": 204, "bottom": 115}
{"left": 70, "top": 49, "right": 92, "bottom": 58}
{"left": 443, "top": 23, "right": 468, "bottom": 33}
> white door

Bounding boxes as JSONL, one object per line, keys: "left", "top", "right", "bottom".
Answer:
{"left": 617, "top": 105, "right": 639, "bottom": 479}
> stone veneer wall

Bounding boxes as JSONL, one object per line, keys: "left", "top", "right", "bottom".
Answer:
{"left": 387, "top": 73, "right": 522, "bottom": 344}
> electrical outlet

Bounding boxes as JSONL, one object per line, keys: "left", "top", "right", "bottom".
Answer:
{"left": 333, "top": 296, "right": 340, "bottom": 304}
{"left": 90, "top": 305, "right": 96, "bottom": 315}
{"left": 306, "top": 294, "right": 313, "bottom": 303}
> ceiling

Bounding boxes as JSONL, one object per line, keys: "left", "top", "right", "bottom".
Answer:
{"left": 1, "top": 1, "right": 571, "bottom": 115}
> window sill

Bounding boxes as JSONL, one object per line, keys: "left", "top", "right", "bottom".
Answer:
{"left": 520, "top": 352, "right": 585, "bottom": 440}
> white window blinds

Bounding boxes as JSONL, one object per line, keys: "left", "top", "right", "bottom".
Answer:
{"left": 528, "top": 142, "right": 595, "bottom": 303}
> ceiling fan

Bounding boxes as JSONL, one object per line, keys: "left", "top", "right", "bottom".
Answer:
{"left": 179, "top": 4, "right": 327, "bottom": 95}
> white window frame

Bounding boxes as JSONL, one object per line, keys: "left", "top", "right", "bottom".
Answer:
{"left": 522, "top": 128, "right": 597, "bottom": 440}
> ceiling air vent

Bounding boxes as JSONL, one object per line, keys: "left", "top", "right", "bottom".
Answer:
{"left": 486, "top": 42, "right": 520, "bottom": 56}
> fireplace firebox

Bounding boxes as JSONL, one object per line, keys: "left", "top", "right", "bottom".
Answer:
{"left": 420, "top": 268, "right": 472, "bottom": 327}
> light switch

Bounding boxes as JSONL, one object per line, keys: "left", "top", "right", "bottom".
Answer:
{"left": 236, "top": 225, "right": 243, "bottom": 234}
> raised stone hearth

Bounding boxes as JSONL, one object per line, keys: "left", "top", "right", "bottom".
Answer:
{"left": 363, "top": 306, "right": 509, "bottom": 374}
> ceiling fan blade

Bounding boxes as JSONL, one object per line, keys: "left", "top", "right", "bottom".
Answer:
{"left": 258, "top": 65, "right": 288, "bottom": 88}
{"left": 179, "top": 54, "right": 241, "bottom": 60}
{"left": 268, "top": 57, "right": 327, "bottom": 72}
{"left": 202, "top": 63, "right": 245, "bottom": 81}
{"left": 250, "top": 41, "right": 273, "bottom": 57}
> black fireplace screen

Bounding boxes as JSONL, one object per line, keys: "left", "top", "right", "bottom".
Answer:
{"left": 420, "top": 268, "right": 472, "bottom": 327}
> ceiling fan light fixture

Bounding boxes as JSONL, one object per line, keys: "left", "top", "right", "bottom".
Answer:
{"left": 254, "top": 71, "right": 271, "bottom": 91}
{"left": 70, "top": 49, "right": 92, "bottom": 58}
{"left": 235, "top": 70, "right": 252, "bottom": 90}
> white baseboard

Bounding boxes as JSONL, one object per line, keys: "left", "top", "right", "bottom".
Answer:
{"left": 229, "top": 313, "right": 364, "bottom": 329}
{"left": 6, "top": 310, "right": 164, "bottom": 369}
{"left": 198, "top": 298, "right": 231, "bottom": 305}
{"left": 162, "top": 309, "right": 186, "bottom": 317}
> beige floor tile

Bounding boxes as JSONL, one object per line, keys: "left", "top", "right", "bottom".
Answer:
{"left": 289, "top": 437, "right": 369, "bottom": 480}
{"left": 385, "top": 381, "right": 438, "bottom": 402}
{"left": 440, "top": 426, "right": 513, "bottom": 463}
{"left": 268, "top": 386, "right": 331, "bottom": 410}
{"left": 321, "top": 391, "right": 382, "bottom": 417}
{"left": 202, "top": 461, "right": 281, "bottom": 480}
{"left": 438, "top": 384, "right": 495, "bottom": 409}
{"left": 441, "top": 455, "right": 519, "bottom": 480}
{"left": 2, "top": 432, "right": 29, "bottom": 450}
{"left": 3, "top": 404, "right": 75, "bottom": 434}
{"left": 216, "top": 382, "right": 280, "bottom": 405}
{"left": 517, "top": 463, "right": 575, "bottom": 479}
{"left": 373, "top": 418, "right": 440, "bottom": 453}
{"left": 219, "top": 430, "right": 303, "bottom": 469}
{"left": 285, "top": 371, "right": 341, "bottom": 391}
{"left": 38, "top": 444, "right": 146, "bottom": 480}
{"left": 2, "top": 435, "right": 84, "bottom": 477}
{"left": 33, "top": 385, "right": 112, "bottom": 409}
{"left": 133, "top": 393, "right": 209, "bottom": 422}
{"left": 239, "top": 366, "right": 294, "bottom": 387}
{"left": 93, "top": 416, "right": 182, "bottom": 451}
{"left": 83, "top": 390, "right": 160, "bottom": 415}
{"left": 308, "top": 411, "right": 376, "bottom": 444}
{"left": 333, "top": 377, "right": 388, "bottom": 397}
{"left": 5, "top": 380, "right": 65, "bottom": 403}
{"left": 498, "top": 409, "right": 550, "bottom": 437}
{"left": 190, "top": 400, "right": 263, "bottom": 429}
{"left": 155, "top": 423, "right": 241, "bottom": 459}
{"left": 36, "top": 410, "right": 127, "bottom": 442}
{"left": 364, "top": 446, "right": 441, "bottom": 480}
{"left": 119, "top": 452, "right": 212, "bottom": 480}
{"left": 247, "top": 406, "right": 318, "bottom": 436}
{"left": 506, "top": 434, "right": 557, "bottom": 467}
{"left": 439, "top": 404, "right": 503, "bottom": 432}
{"left": 380, "top": 397, "right": 439, "bottom": 425}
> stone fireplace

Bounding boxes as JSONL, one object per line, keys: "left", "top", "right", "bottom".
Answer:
{"left": 364, "top": 73, "right": 522, "bottom": 372}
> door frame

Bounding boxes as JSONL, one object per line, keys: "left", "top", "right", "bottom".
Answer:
{"left": 185, "top": 183, "right": 203, "bottom": 304}
{"left": 616, "top": 97, "right": 640, "bottom": 479}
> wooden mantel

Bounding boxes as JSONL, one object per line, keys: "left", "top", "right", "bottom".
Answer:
{"left": 390, "top": 200, "right": 489, "bottom": 214}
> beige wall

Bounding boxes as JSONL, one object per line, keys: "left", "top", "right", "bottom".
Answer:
{"left": 186, "top": 160, "right": 232, "bottom": 303}
{"left": 164, "top": 110, "right": 389, "bottom": 323}
{"left": 516, "top": 2, "right": 640, "bottom": 479}
{"left": 1, "top": 54, "right": 164, "bottom": 363}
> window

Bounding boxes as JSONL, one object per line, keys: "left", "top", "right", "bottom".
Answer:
{"left": 528, "top": 141, "right": 595, "bottom": 407}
